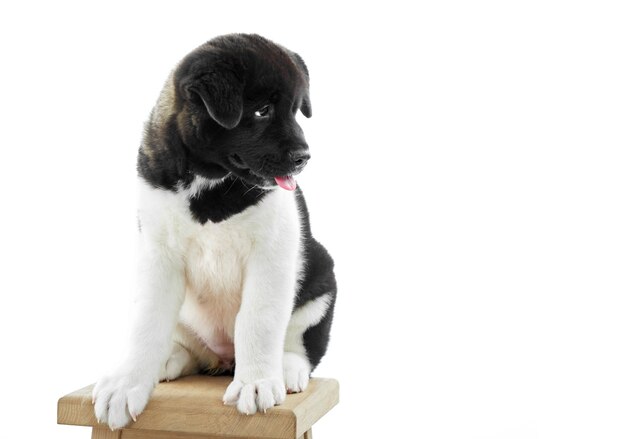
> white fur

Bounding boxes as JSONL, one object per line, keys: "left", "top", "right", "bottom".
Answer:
{"left": 184, "top": 174, "right": 229, "bottom": 198}
{"left": 93, "top": 175, "right": 302, "bottom": 427}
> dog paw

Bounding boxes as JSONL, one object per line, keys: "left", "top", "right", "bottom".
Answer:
{"left": 223, "top": 377, "right": 286, "bottom": 415}
{"left": 283, "top": 352, "right": 311, "bottom": 393}
{"left": 92, "top": 369, "right": 156, "bottom": 430}
{"left": 159, "top": 344, "right": 195, "bottom": 382}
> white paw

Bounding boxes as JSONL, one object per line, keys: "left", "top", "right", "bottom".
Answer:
{"left": 92, "top": 369, "right": 156, "bottom": 430}
{"left": 222, "top": 377, "right": 286, "bottom": 415}
{"left": 283, "top": 352, "right": 311, "bottom": 393}
{"left": 159, "top": 344, "right": 194, "bottom": 382}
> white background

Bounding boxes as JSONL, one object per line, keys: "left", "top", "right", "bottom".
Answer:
{"left": 1, "top": 1, "right": 625, "bottom": 438}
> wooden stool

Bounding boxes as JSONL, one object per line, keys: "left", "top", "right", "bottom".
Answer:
{"left": 57, "top": 375, "right": 339, "bottom": 439}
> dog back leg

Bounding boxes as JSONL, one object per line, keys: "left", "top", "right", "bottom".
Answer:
{"left": 158, "top": 341, "right": 200, "bottom": 382}
{"left": 284, "top": 293, "right": 336, "bottom": 392}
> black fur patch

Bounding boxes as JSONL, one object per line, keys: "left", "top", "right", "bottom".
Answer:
{"left": 294, "top": 188, "right": 337, "bottom": 370}
{"left": 137, "top": 115, "right": 190, "bottom": 191}
{"left": 188, "top": 177, "right": 268, "bottom": 224}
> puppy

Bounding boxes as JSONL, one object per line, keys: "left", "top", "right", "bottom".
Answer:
{"left": 92, "top": 34, "right": 337, "bottom": 429}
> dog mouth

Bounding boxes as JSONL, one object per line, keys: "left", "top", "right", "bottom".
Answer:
{"left": 229, "top": 154, "right": 298, "bottom": 191}
{"left": 273, "top": 175, "right": 297, "bottom": 190}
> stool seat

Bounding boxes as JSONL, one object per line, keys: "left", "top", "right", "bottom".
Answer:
{"left": 57, "top": 375, "right": 339, "bottom": 439}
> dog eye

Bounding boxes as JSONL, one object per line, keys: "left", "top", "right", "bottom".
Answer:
{"left": 254, "top": 105, "right": 271, "bottom": 118}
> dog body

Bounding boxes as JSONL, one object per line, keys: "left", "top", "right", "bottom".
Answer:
{"left": 93, "top": 34, "right": 336, "bottom": 429}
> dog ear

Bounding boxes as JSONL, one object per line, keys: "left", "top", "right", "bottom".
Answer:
{"left": 178, "top": 53, "right": 244, "bottom": 129}
{"left": 291, "top": 52, "right": 312, "bottom": 118}
{"left": 301, "top": 93, "right": 312, "bottom": 118}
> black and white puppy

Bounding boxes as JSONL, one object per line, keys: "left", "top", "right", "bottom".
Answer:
{"left": 92, "top": 34, "right": 336, "bottom": 429}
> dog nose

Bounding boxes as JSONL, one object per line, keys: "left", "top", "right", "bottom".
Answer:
{"left": 290, "top": 149, "right": 311, "bottom": 169}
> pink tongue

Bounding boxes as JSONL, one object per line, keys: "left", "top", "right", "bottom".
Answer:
{"left": 274, "top": 176, "right": 297, "bottom": 191}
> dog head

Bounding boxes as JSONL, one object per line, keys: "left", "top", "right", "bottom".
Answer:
{"left": 172, "top": 34, "right": 312, "bottom": 191}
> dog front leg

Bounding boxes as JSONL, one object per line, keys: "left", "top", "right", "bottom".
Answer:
{"left": 223, "top": 247, "right": 297, "bottom": 414}
{"left": 93, "top": 242, "right": 185, "bottom": 429}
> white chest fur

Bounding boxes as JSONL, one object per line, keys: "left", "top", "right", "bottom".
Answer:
{"left": 179, "top": 208, "right": 256, "bottom": 362}
{"left": 137, "top": 177, "right": 302, "bottom": 367}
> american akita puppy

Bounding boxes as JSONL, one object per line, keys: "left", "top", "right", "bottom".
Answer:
{"left": 92, "top": 34, "right": 337, "bottom": 429}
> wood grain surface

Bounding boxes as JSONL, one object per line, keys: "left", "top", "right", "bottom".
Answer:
{"left": 58, "top": 375, "right": 338, "bottom": 439}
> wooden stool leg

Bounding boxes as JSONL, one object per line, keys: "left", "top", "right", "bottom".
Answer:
{"left": 299, "top": 429, "right": 313, "bottom": 439}
{"left": 91, "top": 427, "right": 121, "bottom": 439}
